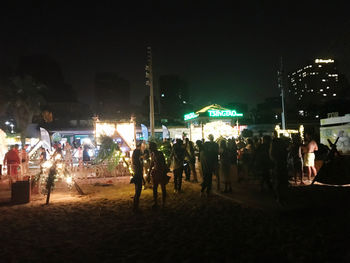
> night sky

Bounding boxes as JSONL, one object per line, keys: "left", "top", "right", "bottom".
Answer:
{"left": 1, "top": 1, "right": 349, "bottom": 108}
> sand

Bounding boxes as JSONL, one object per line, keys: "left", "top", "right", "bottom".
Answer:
{"left": 0, "top": 178, "right": 350, "bottom": 262}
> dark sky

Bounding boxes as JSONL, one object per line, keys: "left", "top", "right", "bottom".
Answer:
{"left": 1, "top": 1, "right": 350, "bottom": 108}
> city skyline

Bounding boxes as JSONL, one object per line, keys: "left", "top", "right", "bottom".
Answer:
{"left": 1, "top": 1, "right": 349, "bottom": 108}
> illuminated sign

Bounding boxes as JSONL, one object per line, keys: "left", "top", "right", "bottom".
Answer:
{"left": 315, "top": 59, "right": 334, "bottom": 64}
{"left": 208, "top": 110, "right": 243, "bottom": 117}
{"left": 184, "top": 112, "right": 199, "bottom": 121}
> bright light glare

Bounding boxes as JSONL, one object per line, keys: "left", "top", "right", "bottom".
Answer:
{"left": 42, "top": 161, "right": 53, "bottom": 169}
{"left": 66, "top": 176, "right": 73, "bottom": 184}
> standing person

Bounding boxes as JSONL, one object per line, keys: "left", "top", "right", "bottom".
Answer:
{"left": 195, "top": 140, "right": 203, "bottom": 181}
{"left": 227, "top": 138, "right": 238, "bottom": 187}
{"left": 64, "top": 142, "right": 73, "bottom": 170}
{"left": 241, "top": 138, "right": 254, "bottom": 180}
{"left": 39, "top": 147, "right": 47, "bottom": 163}
{"left": 207, "top": 134, "right": 219, "bottom": 191}
{"left": 288, "top": 134, "right": 304, "bottom": 185}
{"left": 302, "top": 133, "right": 318, "bottom": 182}
{"left": 131, "top": 141, "right": 144, "bottom": 212}
{"left": 3, "top": 145, "right": 20, "bottom": 181}
{"left": 270, "top": 134, "right": 289, "bottom": 205}
{"left": 77, "top": 146, "right": 83, "bottom": 169}
{"left": 20, "top": 144, "right": 29, "bottom": 177}
{"left": 142, "top": 144, "right": 151, "bottom": 189}
{"left": 83, "top": 146, "right": 90, "bottom": 166}
{"left": 219, "top": 140, "right": 232, "bottom": 193}
{"left": 255, "top": 136, "right": 274, "bottom": 193}
{"left": 148, "top": 142, "right": 169, "bottom": 209}
{"left": 200, "top": 142, "right": 213, "bottom": 197}
{"left": 183, "top": 139, "right": 191, "bottom": 182}
{"left": 185, "top": 138, "right": 198, "bottom": 183}
{"left": 170, "top": 139, "right": 185, "bottom": 193}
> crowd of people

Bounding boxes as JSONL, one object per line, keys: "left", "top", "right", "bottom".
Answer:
{"left": 1, "top": 131, "right": 320, "bottom": 208}
{"left": 131, "top": 131, "right": 321, "bottom": 210}
{"left": 0, "top": 141, "right": 94, "bottom": 183}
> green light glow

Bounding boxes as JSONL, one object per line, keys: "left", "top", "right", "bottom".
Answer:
{"left": 208, "top": 110, "right": 243, "bottom": 117}
{"left": 184, "top": 112, "right": 199, "bottom": 121}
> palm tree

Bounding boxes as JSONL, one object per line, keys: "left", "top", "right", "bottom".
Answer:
{"left": 8, "top": 76, "right": 46, "bottom": 146}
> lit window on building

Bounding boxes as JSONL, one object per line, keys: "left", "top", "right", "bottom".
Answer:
{"left": 318, "top": 65, "right": 322, "bottom": 68}
{"left": 322, "top": 79, "right": 326, "bottom": 82}
{"left": 161, "top": 94, "right": 165, "bottom": 97}
{"left": 323, "top": 94, "right": 327, "bottom": 96}
{"left": 320, "top": 89, "right": 323, "bottom": 92}
{"left": 333, "top": 93, "right": 337, "bottom": 96}
{"left": 326, "top": 86, "right": 330, "bottom": 89}
{"left": 315, "top": 115, "right": 319, "bottom": 118}
{"left": 311, "top": 89, "right": 314, "bottom": 92}
{"left": 299, "top": 110, "right": 304, "bottom": 116}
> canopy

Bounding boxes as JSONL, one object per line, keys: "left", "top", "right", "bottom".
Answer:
{"left": 184, "top": 104, "right": 243, "bottom": 121}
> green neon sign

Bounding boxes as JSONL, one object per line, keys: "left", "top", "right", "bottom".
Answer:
{"left": 208, "top": 110, "right": 243, "bottom": 117}
{"left": 184, "top": 112, "right": 199, "bottom": 121}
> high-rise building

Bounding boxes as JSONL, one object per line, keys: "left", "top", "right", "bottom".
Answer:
{"left": 287, "top": 59, "right": 344, "bottom": 106}
{"left": 287, "top": 58, "right": 349, "bottom": 119}
{"left": 94, "top": 72, "right": 130, "bottom": 118}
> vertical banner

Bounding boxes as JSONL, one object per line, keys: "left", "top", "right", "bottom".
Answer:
{"left": 162, "top": 125, "right": 170, "bottom": 140}
{"left": 40, "top": 128, "right": 51, "bottom": 150}
{"left": 141, "top": 124, "right": 149, "bottom": 141}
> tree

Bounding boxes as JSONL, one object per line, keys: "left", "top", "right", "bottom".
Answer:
{"left": 8, "top": 76, "right": 46, "bottom": 146}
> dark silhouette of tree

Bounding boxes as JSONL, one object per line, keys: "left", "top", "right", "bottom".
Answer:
{"left": 8, "top": 76, "right": 46, "bottom": 145}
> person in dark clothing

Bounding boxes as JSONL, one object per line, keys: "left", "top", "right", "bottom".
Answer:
{"left": 148, "top": 142, "right": 169, "bottom": 208}
{"left": 200, "top": 142, "right": 214, "bottom": 197}
{"left": 270, "top": 134, "right": 289, "bottom": 205}
{"left": 255, "top": 136, "right": 274, "bottom": 194}
{"left": 183, "top": 138, "right": 191, "bottom": 182}
{"left": 219, "top": 140, "right": 233, "bottom": 193}
{"left": 207, "top": 134, "right": 219, "bottom": 191}
{"left": 227, "top": 138, "right": 238, "bottom": 184}
{"left": 184, "top": 138, "right": 198, "bottom": 182}
{"left": 170, "top": 139, "right": 186, "bottom": 193}
{"left": 288, "top": 134, "right": 304, "bottom": 185}
{"left": 196, "top": 140, "right": 203, "bottom": 181}
{"left": 83, "top": 146, "right": 90, "bottom": 165}
{"left": 131, "top": 141, "right": 144, "bottom": 211}
{"left": 39, "top": 147, "right": 47, "bottom": 163}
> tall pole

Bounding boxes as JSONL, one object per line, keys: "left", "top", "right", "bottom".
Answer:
{"left": 146, "top": 46, "right": 155, "bottom": 137}
{"left": 278, "top": 57, "right": 286, "bottom": 130}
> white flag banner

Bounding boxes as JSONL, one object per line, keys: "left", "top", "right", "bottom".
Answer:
{"left": 40, "top": 128, "right": 51, "bottom": 150}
